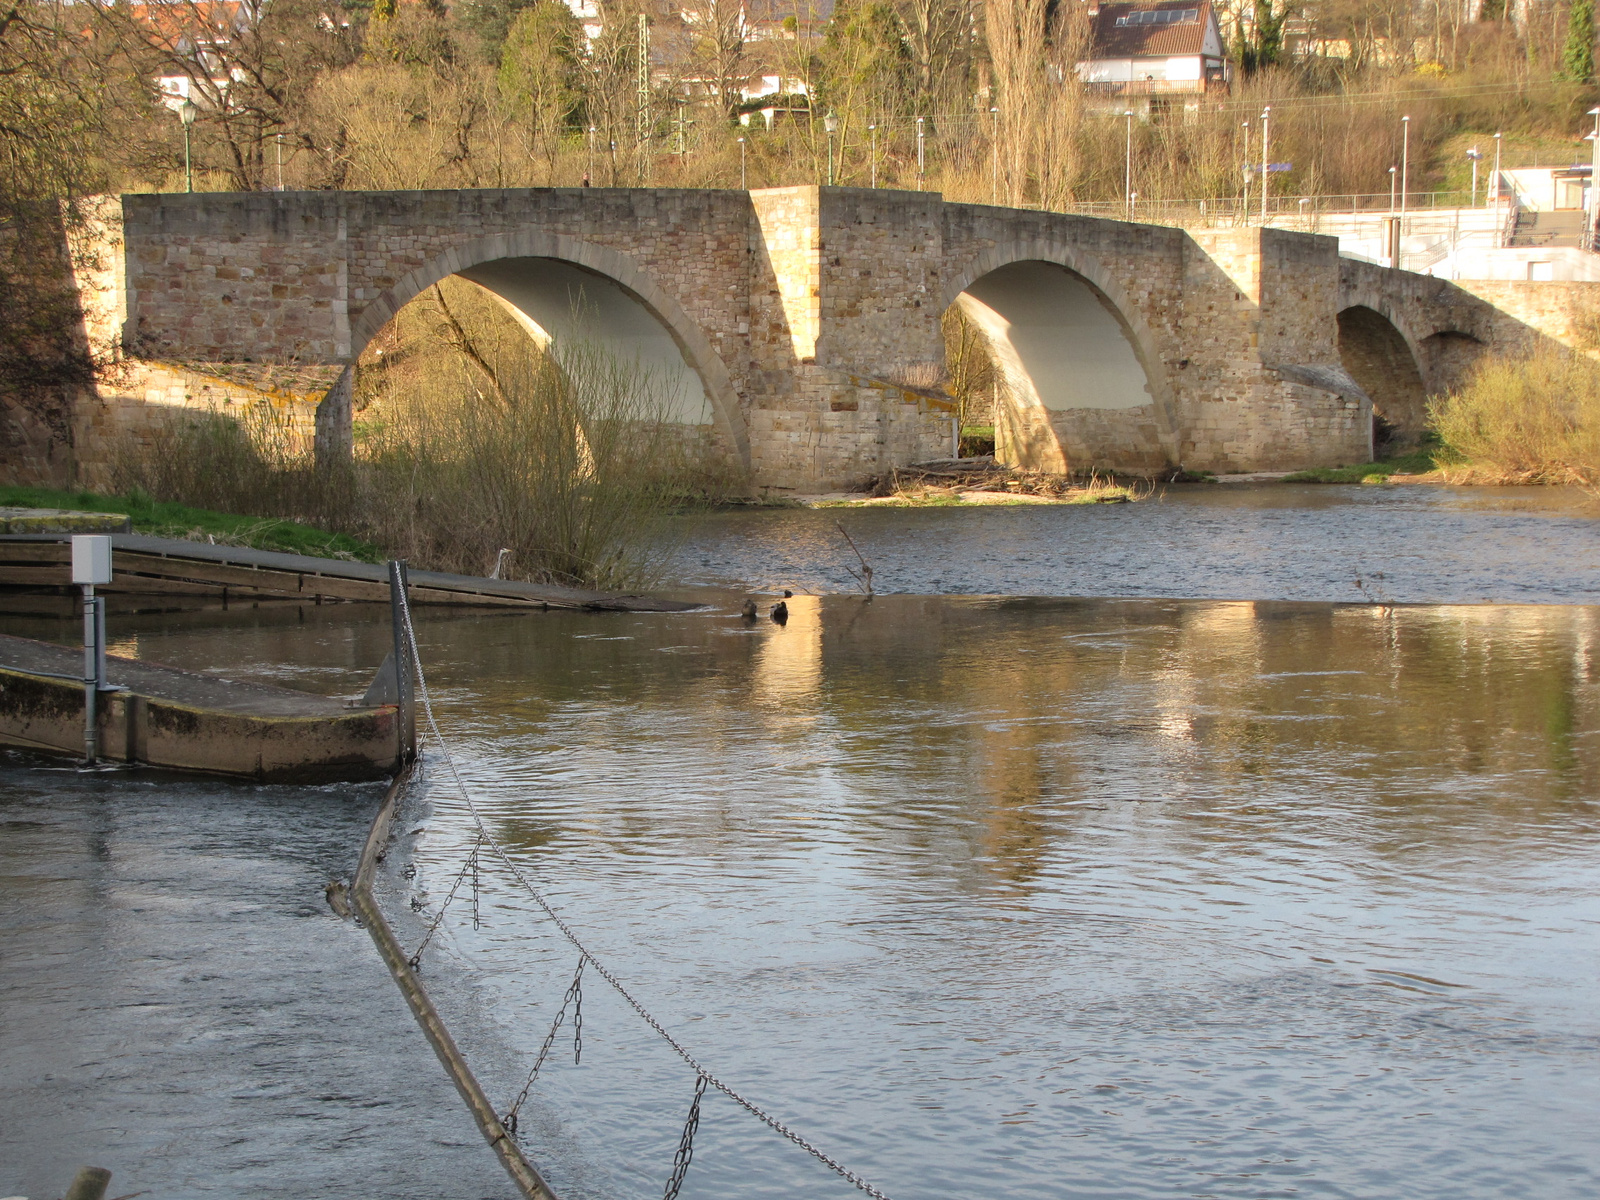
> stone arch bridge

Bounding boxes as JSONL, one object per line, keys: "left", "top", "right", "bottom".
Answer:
{"left": 78, "top": 187, "right": 1590, "bottom": 491}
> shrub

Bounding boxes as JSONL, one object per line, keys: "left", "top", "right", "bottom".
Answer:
{"left": 1429, "top": 348, "right": 1600, "bottom": 485}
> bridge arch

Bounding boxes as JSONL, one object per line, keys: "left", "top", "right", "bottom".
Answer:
{"left": 942, "top": 242, "right": 1179, "bottom": 472}
{"left": 1333, "top": 300, "right": 1431, "bottom": 448}
{"left": 333, "top": 232, "right": 749, "bottom": 469}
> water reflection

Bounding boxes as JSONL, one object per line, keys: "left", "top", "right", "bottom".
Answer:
{"left": 10, "top": 594, "right": 1597, "bottom": 1199}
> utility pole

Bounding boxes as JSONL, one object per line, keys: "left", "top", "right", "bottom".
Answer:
{"left": 636, "top": 13, "right": 651, "bottom": 184}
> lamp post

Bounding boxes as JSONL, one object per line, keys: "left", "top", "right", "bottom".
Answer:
{"left": 990, "top": 105, "right": 999, "bottom": 205}
{"left": 588, "top": 125, "right": 596, "bottom": 182}
{"left": 1466, "top": 146, "right": 1482, "bottom": 206}
{"left": 275, "top": 132, "right": 284, "bottom": 191}
{"left": 1259, "top": 105, "right": 1271, "bottom": 224}
{"left": 738, "top": 136, "right": 746, "bottom": 189}
{"left": 1299, "top": 195, "right": 1309, "bottom": 229}
{"left": 868, "top": 124, "right": 877, "bottom": 188}
{"left": 1492, "top": 131, "right": 1503, "bottom": 246}
{"left": 824, "top": 110, "right": 838, "bottom": 186}
{"left": 1400, "top": 114, "right": 1410, "bottom": 222}
{"left": 1125, "top": 109, "right": 1135, "bottom": 220}
{"left": 1389, "top": 165, "right": 1397, "bottom": 214}
{"left": 178, "top": 97, "right": 197, "bottom": 193}
{"left": 916, "top": 116, "right": 926, "bottom": 188}
{"left": 1587, "top": 107, "right": 1600, "bottom": 249}
{"left": 1241, "top": 120, "right": 1250, "bottom": 223}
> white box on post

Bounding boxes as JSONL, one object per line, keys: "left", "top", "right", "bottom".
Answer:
{"left": 72, "top": 535, "right": 113, "bottom": 585}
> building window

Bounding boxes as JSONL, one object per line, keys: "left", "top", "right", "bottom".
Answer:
{"left": 1115, "top": 8, "right": 1200, "bottom": 24}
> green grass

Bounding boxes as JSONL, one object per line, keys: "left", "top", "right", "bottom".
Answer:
{"left": 0, "top": 486, "right": 382, "bottom": 561}
{"left": 1281, "top": 450, "right": 1437, "bottom": 484}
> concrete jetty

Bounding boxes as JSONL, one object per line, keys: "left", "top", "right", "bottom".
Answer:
{"left": 0, "top": 633, "right": 398, "bottom": 780}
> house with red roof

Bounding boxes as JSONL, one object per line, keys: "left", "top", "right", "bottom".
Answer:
{"left": 1077, "top": 1, "right": 1230, "bottom": 119}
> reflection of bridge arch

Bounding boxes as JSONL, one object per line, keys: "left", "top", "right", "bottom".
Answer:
{"left": 341, "top": 232, "right": 749, "bottom": 469}
{"left": 943, "top": 243, "right": 1178, "bottom": 471}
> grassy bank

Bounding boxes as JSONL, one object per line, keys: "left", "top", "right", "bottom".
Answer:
{"left": 0, "top": 486, "right": 381, "bottom": 561}
{"left": 1281, "top": 451, "right": 1438, "bottom": 484}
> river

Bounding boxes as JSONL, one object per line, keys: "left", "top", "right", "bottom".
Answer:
{"left": 2, "top": 484, "right": 1597, "bottom": 1200}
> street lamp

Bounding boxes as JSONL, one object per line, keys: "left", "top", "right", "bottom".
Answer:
{"left": 1241, "top": 120, "right": 1251, "bottom": 222}
{"left": 275, "top": 132, "right": 284, "bottom": 191}
{"left": 1587, "top": 108, "right": 1600, "bottom": 249}
{"left": 1400, "top": 115, "right": 1410, "bottom": 223}
{"left": 1125, "top": 110, "right": 1135, "bottom": 220}
{"left": 1259, "top": 105, "right": 1271, "bottom": 225}
{"left": 868, "top": 124, "right": 877, "bottom": 189}
{"left": 737, "top": 136, "right": 746, "bottom": 190}
{"left": 824, "top": 110, "right": 838, "bottom": 186}
{"left": 178, "top": 97, "right": 197, "bottom": 193}
{"left": 990, "top": 106, "right": 999, "bottom": 206}
{"left": 1388, "top": 165, "right": 1397, "bottom": 214}
{"left": 1466, "top": 146, "right": 1482, "bottom": 206}
{"left": 1299, "top": 195, "right": 1309, "bottom": 229}
{"left": 1492, "top": 131, "right": 1503, "bottom": 246}
{"left": 588, "top": 125, "right": 596, "bottom": 183}
{"left": 916, "top": 116, "right": 926, "bottom": 187}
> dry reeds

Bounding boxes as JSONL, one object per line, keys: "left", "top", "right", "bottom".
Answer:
{"left": 1429, "top": 347, "right": 1600, "bottom": 485}
{"left": 113, "top": 278, "right": 730, "bottom": 589}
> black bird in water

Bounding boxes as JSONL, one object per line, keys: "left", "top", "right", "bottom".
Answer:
{"left": 770, "top": 600, "right": 789, "bottom": 624}
{"left": 740, "top": 598, "right": 758, "bottom": 620}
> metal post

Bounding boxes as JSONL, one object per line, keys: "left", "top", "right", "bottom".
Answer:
{"left": 916, "top": 116, "right": 925, "bottom": 187}
{"left": 738, "top": 136, "right": 746, "bottom": 189}
{"left": 184, "top": 126, "right": 193, "bottom": 194}
{"left": 388, "top": 560, "right": 416, "bottom": 767}
{"left": 276, "top": 133, "right": 284, "bottom": 190}
{"left": 869, "top": 124, "right": 877, "bottom": 188}
{"left": 82, "top": 584, "right": 98, "bottom": 764}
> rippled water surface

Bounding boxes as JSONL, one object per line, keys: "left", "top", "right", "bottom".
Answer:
{"left": 672, "top": 483, "right": 1600, "bottom": 603}
{"left": 22, "top": 581, "right": 1594, "bottom": 1200}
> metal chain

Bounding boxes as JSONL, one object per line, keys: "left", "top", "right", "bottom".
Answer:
{"left": 470, "top": 833, "right": 483, "bottom": 930}
{"left": 501, "top": 957, "right": 585, "bottom": 1138}
{"left": 395, "top": 586, "right": 894, "bottom": 1200}
{"left": 662, "top": 1074, "right": 708, "bottom": 1200}
{"left": 407, "top": 843, "right": 479, "bottom": 971}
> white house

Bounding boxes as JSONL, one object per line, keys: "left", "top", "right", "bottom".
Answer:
{"left": 1078, "top": 2, "right": 1230, "bottom": 118}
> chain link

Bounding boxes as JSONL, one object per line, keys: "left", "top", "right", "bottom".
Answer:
{"left": 395, "top": 585, "right": 893, "bottom": 1200}
{"left": 406, "top": 841, "right": 480, "bottom": 972}
{"left": 662, "top": 1074, "right": 708, "bottom": 1200}
{"left": 501, "top": 957, "right": 585, "bottom": 1137}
